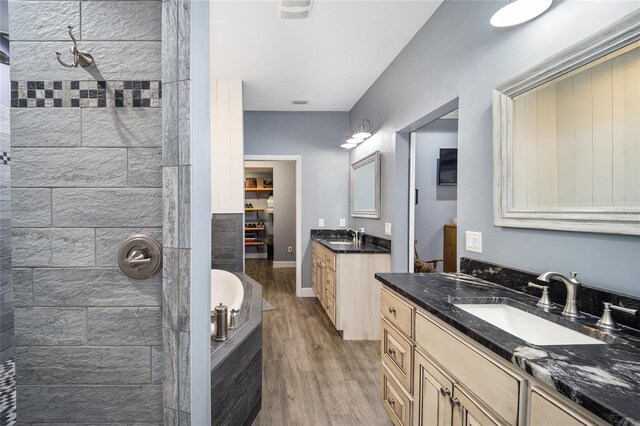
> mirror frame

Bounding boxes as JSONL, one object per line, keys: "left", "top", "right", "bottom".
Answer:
{"left": 493, "top": 10, "right": 640, "bottom": 236}
{"left": 350, "top": 150, "right": 381, "bottom": 218}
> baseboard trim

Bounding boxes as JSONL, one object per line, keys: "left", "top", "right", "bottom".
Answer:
{"left": 245, "top": 253, "right": 268, "bottom": 259}
{"left": 272, "top": 261, "right": 296, "bottom": 268}
{"left": 298, "top": 287, "right": 316, "bottom": 298}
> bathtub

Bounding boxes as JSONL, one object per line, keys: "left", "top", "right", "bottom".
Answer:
{"left": 211, "top": 269, "right": 244, "bottom": 336}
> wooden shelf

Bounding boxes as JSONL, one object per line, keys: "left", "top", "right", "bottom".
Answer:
{"left": 245, "top": 241, "right": 265, "bottom": 246}
{"left": 244, "top": 208, "right": 264, "bottom": 212}
{"left": 245, "top": 188, "right": 273, "bottom": 192}
{"left": 245, "top": 227, "right": 265, "bottom": 231}
{"left": 267, "top": 210, "right": 274, "bottom": 215}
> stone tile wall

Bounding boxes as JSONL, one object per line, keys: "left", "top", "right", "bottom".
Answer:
{"left": 162, "top": 0, "right": 194, "bottom": 423}
{"left": 211, "top": 213, "right": 244, "bottom": 272}
{"left": 9, "top": 1, "right": 163, "bottom": 423}
{"left": 0, "top": 103, "right": 13, "bottom": 364}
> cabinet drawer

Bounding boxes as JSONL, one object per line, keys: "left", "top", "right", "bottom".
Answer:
{"left": 382, "top": 318, "right": 413, "bottom": 392}
{"left": 325, "top": 271, "right": 336, "bottom": 296}
{"left": 382, "top": 364, "right": 413, "bottom": 426}
{"left": 326, "top": 292, "right": 336, "bottom": 324}
{"left": 415, "top": 310, "right": 524, "bottom": 425}
{"left": 325, "top": 251, "right": 336, "bottom": 271}
{"left": 529, "top": 387, "right": 601, "bottom": 426}
{"left": 381, "top": 289, "right": 414, "bottom": 339}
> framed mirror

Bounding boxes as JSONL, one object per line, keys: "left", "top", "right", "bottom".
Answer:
{"left": 493, "top": 10, "right": 640, "bottom": 235}
{"left": 351, "top": 151, "right": 381, "bottom": 218}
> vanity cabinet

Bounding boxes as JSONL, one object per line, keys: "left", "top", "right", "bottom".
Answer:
{"left": 381, "top": 287, "right": 607, "bottom": 426}
{"left": 312, "top": 241, "right": 390, "bottom": 340}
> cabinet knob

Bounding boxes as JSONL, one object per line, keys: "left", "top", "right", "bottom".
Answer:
{"left": 388, "top": 348, "right": 396, "bottom": 357}
{"left": 388, "top": 307, "right": 397, "bottom": 315}
{"left": 450, "top": 397, "right": 460, "bottom": 406}
{"left": 439, "top": 387, "right": 451, "bottom": 397}
{"left": 386, "top": 398, "right": 396, "bottom": 406}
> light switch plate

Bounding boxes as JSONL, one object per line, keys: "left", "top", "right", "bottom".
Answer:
{"left": 339, "top": 218, "right": 346, "bottom": 227}
{"left": 465, "top": 231, "right": 483, "bottom": 253}
{"left": 319, "top": 218, "right": 325, "bottom": 228}
{"left": 385, "top": 222, "right": 392, "bottom": 236}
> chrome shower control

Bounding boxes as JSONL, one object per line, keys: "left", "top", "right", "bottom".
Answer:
{"left": 118, "top": 234, "right": 163, "bottom": 279}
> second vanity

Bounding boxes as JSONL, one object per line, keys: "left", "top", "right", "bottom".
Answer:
{"left": 311, "top": 231, "right": 391, "bottom": 340}
{"left": 375, "top": 261, "right": 640, "bottom": 426}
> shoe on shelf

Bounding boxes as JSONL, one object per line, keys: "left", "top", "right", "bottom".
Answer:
{"left": 248, "top": 203, "right": 253, "bottom": 208}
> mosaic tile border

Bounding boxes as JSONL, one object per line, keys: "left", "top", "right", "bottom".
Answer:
{"left": 10, "top": 80, "right": 162, "bottom": 108}
{"left": 0, "top": 153, "right": 9, "bottom": 165}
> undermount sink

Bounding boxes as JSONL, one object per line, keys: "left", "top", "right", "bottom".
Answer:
{"left": 454, "top": 303, "right": 606, "bottom": 346}
{"left": 327, "top": 241, "right": 353, "bottom": 246}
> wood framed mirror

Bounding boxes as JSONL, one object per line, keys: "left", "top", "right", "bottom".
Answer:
{"left": 351, "top": 151, "right": 381, "bottom": 218}
{"left": 493, "top": 10, "right": 640, "bottom": 235}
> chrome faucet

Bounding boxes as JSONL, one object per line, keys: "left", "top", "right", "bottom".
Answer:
{"left": 537, "top": 271, "right": 582, "bottom": 318}
{"left": 346, "top": 228, "right": 360, "bottom": 244}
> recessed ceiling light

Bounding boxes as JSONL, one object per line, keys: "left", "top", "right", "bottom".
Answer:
{"left": 291, "top": 99, "right": 308, "bottom": 105}
{"left": 490, "top": 0, "right": 552, "bottom": 28}
{"left": 279, "top": 0, "right": 313, "bottom": 19}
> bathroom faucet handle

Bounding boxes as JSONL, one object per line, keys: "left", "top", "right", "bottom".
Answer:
{"left": 570, "top": 271, "right": 580, "bottom": 282}
{"left": 229, "top": 309, "right": 240, "bottom": 330}
{"left": 596, "top": 302, "right": 638, "bottom": 332}
{"left": 527, "top": 282, "right": 554, "bottom": 310}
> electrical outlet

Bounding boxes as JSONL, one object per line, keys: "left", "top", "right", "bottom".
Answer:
{"left": 319, "top": 218, "right": 325, "bottom": 228}
{"left": 288, "top": 246, "right": 293, "bottom": 253}
{"left": 465, "top": 231, "right": 483, "bottom": 253}
{"left": 385, "top": 222, "right": 392, "bottom": 236}
{"left": 339, "top": 218, "right": 346, "bottom": 227}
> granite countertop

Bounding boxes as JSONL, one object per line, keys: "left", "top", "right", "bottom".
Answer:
{"left": 312, "top": 237, "right": 391, "bottom": 254}
{"left": 211, "top": 272, "right": 262, "bottom": 369}
{"left": 375, "top": 272, "right": 640, "bottom": 426}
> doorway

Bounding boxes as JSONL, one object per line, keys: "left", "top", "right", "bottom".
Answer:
{"left": 409, "top": 109, "right": 459, "bottom": 273}
{"left": 244, "top": 155, "right": 302, "bottom": 295}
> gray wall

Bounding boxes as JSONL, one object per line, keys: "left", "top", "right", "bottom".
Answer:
{"left": 244, "top": 111, "right": 350, "bottom": 288}
{"left": 414, "top": 119, "right": 457, "bottom": 265}
{"left": 349, "top": 1, "right": 640, "bottom": 296}
{"left": 10, "top": 2, "right": 163, "bottom": 423}
{"left": 212, "top": 213, "right": 244, "bottom": 271}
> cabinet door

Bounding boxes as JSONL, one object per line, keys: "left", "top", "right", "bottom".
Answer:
{"left": 529, "top": 387, "right": 600, "bottom": 426}
{"left": 414, "top": 350, "right": 453, "bottom": 426}
{"left": 451, "top": 384, "right": 505, "bottom": 426}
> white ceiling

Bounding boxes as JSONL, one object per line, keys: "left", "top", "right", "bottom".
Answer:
{"left": 211, "top": 1, "right": 443, "bottom": 111}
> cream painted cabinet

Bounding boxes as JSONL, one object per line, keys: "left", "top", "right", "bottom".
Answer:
{"left": 413, "top": 349, "right": 453, "bottom": 426}
{"left": 381, "top": 287, "right": 609, "bottom": 426}
{"left": 312, "top": 241, "right": 390, "bottom": 339}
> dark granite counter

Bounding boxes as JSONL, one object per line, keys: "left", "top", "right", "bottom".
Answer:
{"left": 310, "top": 229, "right": 391, "bottom": 254}
{"left": 375, "top": 271, "right": 640, "bottom": 426}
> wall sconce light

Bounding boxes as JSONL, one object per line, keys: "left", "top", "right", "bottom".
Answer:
{"left": 341, "top": 119, "right": 375, "bottom": 149}
{"left": 490, "top": 0, "right": 552, "bottom": 28}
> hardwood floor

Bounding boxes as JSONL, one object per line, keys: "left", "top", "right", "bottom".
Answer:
{"left": 247, "top": 259, "right": 392, "bottom": 426}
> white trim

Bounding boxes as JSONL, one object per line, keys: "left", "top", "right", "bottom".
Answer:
{"left": 299, "top": 287, "right": 316, "bottom": 298}
{"left": 244, "top": 155, "right": 303, "bottom": 297}
{"left": 408, "top": 133, "right": 416, "bottom": 272}
{"left": 273, "top": 261, "right": 296, "bottom": 268}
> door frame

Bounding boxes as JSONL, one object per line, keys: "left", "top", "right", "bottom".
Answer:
{"left": 400, "top": 98, "right": 459, "bottom": 272}
{"left": 244, "top": 155, "right": 303, "bottom": 296}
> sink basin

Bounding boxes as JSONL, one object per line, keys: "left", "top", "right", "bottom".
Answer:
{"left": 327, "top": 241, "right": 353, "bottom": 246}
{"left": 454, "top": 304, "right": 606, "bottom": 346}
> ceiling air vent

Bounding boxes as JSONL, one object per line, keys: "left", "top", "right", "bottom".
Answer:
{"left": 291, "top": 100, "right": 309, "bottom": 105}
{"left": 279, "top": 0, "right": 313, "bottom": 19}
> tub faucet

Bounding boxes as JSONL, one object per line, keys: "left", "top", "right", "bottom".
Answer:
{"left": 537, "top": 271, "right": 581, "bottom": 318}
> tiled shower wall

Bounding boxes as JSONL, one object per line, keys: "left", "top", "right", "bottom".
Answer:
{"left": 211, "top": 213, "right": 244, "bottom": 272}
{"left": 10, "top": 1, "right": 163, "bottom": 423}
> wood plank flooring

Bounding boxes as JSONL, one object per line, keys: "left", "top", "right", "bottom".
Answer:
{"left": 247, "top": 259, "right": 392, "bottom": 426}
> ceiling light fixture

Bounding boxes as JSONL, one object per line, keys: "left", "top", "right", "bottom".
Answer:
{"left": 346, "top": 137, "right": 364, "bottom": 144}
{"left": 279, "top": 0, "right": 313, "bottom": 19}
{"left": 490, "top": 0, "right": 552, "bottom": 28}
